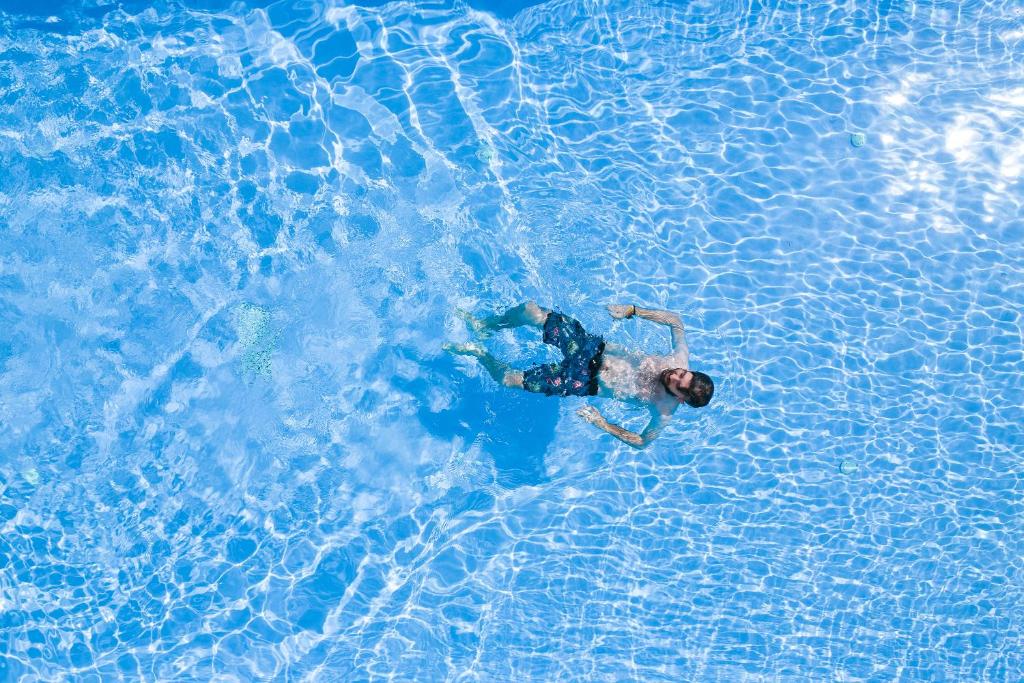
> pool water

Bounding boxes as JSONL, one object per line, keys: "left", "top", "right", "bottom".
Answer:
{"left": 1, "top": 0, "right": 1022, "bottom": 680}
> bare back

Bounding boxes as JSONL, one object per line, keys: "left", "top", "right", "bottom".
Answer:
{"left": 596, "top": 345, "right": 687, "bottom": 415}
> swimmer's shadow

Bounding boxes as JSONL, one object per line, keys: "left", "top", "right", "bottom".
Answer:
{"left": 401, "top": 353, "right": 559, "bottom": 491}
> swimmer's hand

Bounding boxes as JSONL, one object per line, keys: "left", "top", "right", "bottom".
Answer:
{"left": 607, "top": 304, "right": 636, "bottom": 320}
{"left": 577, "top": 406, "right": 606, "bottom": 426}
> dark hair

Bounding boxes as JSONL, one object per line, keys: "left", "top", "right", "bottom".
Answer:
{"left": 684, "top": 371, "right": 714, "bottom": 408}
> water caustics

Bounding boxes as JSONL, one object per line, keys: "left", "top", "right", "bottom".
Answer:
{"left": 0, "top": 0, "right": 1022, "bottom": 680}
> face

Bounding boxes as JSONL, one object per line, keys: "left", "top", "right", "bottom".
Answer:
{"left": 662, "top": 368, "right": 694, "bottom": 403}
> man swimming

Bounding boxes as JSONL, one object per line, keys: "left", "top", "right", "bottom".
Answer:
{"left": 444, "top": 302, "right": 714, "bottom": 449}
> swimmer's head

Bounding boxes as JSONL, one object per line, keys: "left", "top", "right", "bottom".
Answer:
{"left": 661, "top": 368, "right": 714, "bottom": 408}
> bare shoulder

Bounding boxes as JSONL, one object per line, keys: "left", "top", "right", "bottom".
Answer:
{"left": 651, "top": 394, "right": 679, "bottom": 418}
{"left": 647, "top": 395, "right": 679, "bottom": 428}
{"left": 647, "top": 344, "right": 688, "bottom": 370}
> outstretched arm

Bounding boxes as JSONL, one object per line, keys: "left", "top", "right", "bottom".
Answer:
{"left": 635, "top": 307, "right": 688, "bottom": 360}
{"left": 577, "top": 406, "right": 672, "bottom": 450}
{"left": 608, "top": 304, "right": 688, "bottom": 364}
{"left": 578, "top": 406, "right": 643, "bottom": 448}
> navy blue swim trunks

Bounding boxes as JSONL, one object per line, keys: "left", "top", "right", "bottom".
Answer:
{"left": 522, "top": 312, "right": 605, "bottom": 397}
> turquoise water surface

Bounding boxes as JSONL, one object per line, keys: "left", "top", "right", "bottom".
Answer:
{"left": 1, "top": 0, "right": 1022, "bottom": 680}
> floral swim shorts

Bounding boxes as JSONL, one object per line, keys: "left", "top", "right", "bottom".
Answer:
{"left": 522, "top": 312, "right": 606, "bottom": 397}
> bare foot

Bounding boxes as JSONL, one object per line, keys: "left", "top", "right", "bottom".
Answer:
{"left": 455, "top": 309, "right": 491, "bottom": 338}
{"left": 443, "top": 342, "right": 486, "bottom": 357}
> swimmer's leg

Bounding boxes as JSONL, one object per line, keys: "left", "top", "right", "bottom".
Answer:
{"left": 443, "top": 343, "right": 524, "bottom": 388}
{"left": 463, "top": 301, "right": 550, "bottom": 338}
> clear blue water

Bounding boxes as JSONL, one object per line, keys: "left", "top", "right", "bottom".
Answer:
{"left": 1, "top": 0, "right": 1022, "bottom": 680}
